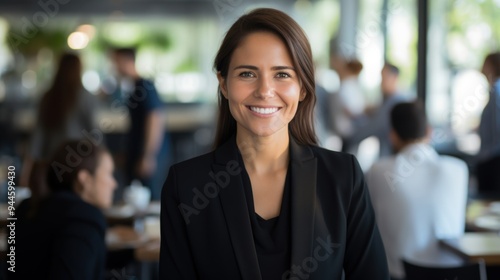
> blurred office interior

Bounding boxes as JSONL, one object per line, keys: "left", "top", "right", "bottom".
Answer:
{"left": 0, "top": 0, "right": 497, "bottom": 198}
{"left": 0, "top": 0, "right": 499, "bottom": 279}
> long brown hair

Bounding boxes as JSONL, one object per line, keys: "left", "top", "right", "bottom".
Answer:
{"left": 213, "top": 8, "right": 317, "bottom": 148}
{"left": 39, "top": 53, "right": 83, "bottom": 129}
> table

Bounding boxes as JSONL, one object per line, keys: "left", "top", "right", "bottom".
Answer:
{"left": 105, "top": 201, "right": 161, "bottom": 227}
{"left": 440, "top": 233, "right": 500, "bottom": 265}
{"left": 134, "top": 239, "right": 160, "bottom": 262}
{"left": 106, "top": 226, "right": 160, "bottom": 279}
{"left": 466, "top": 200, "right": 500, "bottom": 232}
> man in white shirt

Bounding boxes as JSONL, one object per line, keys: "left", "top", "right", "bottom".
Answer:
{"left": 366, "top": 102, "right": 468, "bottom": 280}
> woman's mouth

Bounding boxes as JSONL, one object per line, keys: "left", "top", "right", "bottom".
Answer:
{"left": 248, "top": 106, "right": 281, "bottom": 115}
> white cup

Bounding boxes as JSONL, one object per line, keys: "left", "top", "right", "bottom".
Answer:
{"left": 144, "top": 216, "right": 161, "bottom": 239}
{"left": 123, "top": 185, "right": 151, "bottom": 212}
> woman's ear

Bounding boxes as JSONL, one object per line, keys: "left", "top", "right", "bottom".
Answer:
{"left": 217, "top": 72, "right": 228, "bottom": 99}
{"left": 75, "top": 169, "right": 92, "bottom": 194}
{"left": 299, "top": 90, "right": 306, "bottom": 102}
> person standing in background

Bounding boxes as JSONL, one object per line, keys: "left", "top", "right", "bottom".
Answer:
{"left": 333, "top": 57, "right": 365, "bottom": 118}
{"left": 111, "top": 48, "right": 165, "bottom": 199}
{"left": 476, "top": 51, "right": 500, "bottom": 192}
{"left": 478, "top": 51, "right": 500, "bottom": 159}
{"left": 21, "top": 52, "right": 99, "bottom": 200}
{"left": 329, "top": 55, "right": 365, "bottom": 153}
{"left": 351, "top": 62, "right": 406, "bottom": 158}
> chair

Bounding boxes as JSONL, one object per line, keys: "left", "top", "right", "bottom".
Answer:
{"left": 403, "top": 259, "right": 487, "bottom": 280}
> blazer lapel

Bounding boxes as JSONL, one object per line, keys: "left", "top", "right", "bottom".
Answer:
{"left": 289, "top": 138, "right": 318, "bottom": 273}
{"left": 213, "top": 137, "right": 262, "bottom": 280}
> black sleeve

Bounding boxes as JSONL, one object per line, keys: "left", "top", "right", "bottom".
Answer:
{"left": 49, "top": 221, "right": 105, "bottom": 280}
{"left": 343, "top": 155, "right": 390, "bottom": 279}
{"left": 160, "top": 165, "right": 199, "bottom": 279}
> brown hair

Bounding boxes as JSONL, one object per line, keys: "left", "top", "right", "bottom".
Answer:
{"left": 346, "top": 59, "right": 363, "bottom": 75}
{"left": 391, "top": 101, "right": 427, "bottom": 142}
{"left": 384, "top": 62, "right": 400, "bottom": 76}
{"left": 213, "top": 8, "right": 317, "bottom": 148}
{"left": 47, "top": 140, "right": 108, "bottom": 192}
{"left": 484, "top": 52, "right": 500, "bottom": 82}
{"left": 112, "top": 47, "right": 137, "bottom": 61}
{"left": 39, "top": 53, "right": 83, "bottom": 129}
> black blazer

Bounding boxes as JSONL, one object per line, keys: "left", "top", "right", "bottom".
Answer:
{"left": 160, "top": 137, "right": 389, "bottom": 279}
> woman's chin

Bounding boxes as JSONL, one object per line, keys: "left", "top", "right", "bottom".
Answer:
{"left": 246, "top": 126, "right": 288, "bottom": 138}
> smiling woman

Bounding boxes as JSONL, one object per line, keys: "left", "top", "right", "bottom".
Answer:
{"left": 160, "top": 8, "right": 390, "bottom": 280}
{"left": 213, "top": 8, "right": 317, "bottom": 148}
{"left": 217, "top": 31, "right": 304, "bottom": 140}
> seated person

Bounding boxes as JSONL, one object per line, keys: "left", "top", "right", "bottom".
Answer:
{"left": 11, "top": 140, "right": 117, "bottom": 280}
{"left": 366, "top": 102, "right": 468, "bottom": 280}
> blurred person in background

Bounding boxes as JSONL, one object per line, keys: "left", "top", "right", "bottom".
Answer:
{"left": 351, "top": 62, "right": 406, "bottom": 158}
{"left": 366, "top": 102, "right": 468, "bottom": 280}
{"left": 111, "top": 48, "right": 166, "bottom": 200}
{"left": 478, "top": 51, "right": 500, "bottom": 159}
{"left": 330, "top": 54, "right": 365, "bottom": 153}
{"left": 11, "top": 140, "right": 117, "bottom": 280}
{"left": 20, "top": 52, "right": 100, "bottom": 202}
{"left": 476, "top": 51, "right": 500, "bottom": 192}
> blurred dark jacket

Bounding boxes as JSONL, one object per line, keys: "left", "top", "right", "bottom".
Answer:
{"left": 9, "top": 191, "right": 106, "bottom": 280}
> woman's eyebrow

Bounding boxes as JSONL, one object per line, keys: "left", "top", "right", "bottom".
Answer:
{"left": 272, "top": 66, "right": 295, "bottom": 71}
{"left": 233, "top": 65, "right": 258, "bottom": 70}
{"left": 232, "top": 65, "right": 295, "bottom": 71}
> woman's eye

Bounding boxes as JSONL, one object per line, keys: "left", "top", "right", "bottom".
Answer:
{"left": 276, "top": 72, "right": 291, "bottom": 79}
{"left": 239, "top": 72, "right": 255, "bottom": 78}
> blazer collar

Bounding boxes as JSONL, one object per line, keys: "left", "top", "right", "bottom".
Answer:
{"left": 213, "top": 135, "right": 261, "bottom": 280}
{"left": 213, "top": 135, "right": 318, "bottom": 279}
{"left": 288, "top": 137, "right": 318, "bottom": 274}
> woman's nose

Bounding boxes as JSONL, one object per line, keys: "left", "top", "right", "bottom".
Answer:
{"left": 254, "top": 76, "right": 274, "bottom": 99}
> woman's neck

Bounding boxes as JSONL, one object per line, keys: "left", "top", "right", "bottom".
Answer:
{"left": 236, "top": 128, "right": 290, "bottom": 175}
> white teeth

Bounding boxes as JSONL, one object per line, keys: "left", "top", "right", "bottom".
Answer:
{"left": 250, "top": 107, "right": 279, "bottom": 115}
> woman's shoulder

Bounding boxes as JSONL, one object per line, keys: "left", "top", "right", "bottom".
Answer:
{"left": 309, "top": 145, "right": 355, "bottom": 163}
{"left": 169, "top": 151, "right": 216, "bottom": 175}
{"left": 306, "top": 145, "right": 360, "bottom": 177}
{"left": 49, "top": 192, "right": 106, "bottom": 232}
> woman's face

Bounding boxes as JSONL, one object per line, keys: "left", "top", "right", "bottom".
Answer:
{"left": 79, "top": 152, "right": 117, "bottom": 209}
{"left": 218, "top": 31, "right": 304, "bottom": 138}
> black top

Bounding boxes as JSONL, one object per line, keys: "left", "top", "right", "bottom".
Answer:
{"left": 239, "top": 153, "right": 292, "bottom": 280}
{"left": 9, "top": 191, "right": 107, "bottom": 280}
{"left": 159, "top": 136, "right": 390, "bottom": 279}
